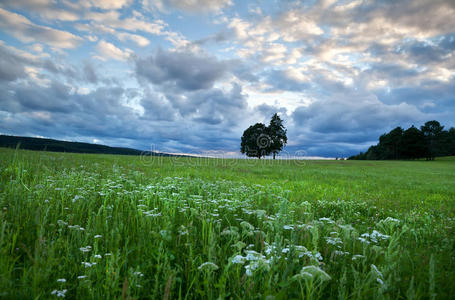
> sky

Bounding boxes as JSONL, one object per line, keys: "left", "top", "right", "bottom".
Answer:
{"left": 0, "top": 0, "right": 454, "bottom": 158}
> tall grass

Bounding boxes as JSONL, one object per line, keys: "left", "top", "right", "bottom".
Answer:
{"left": 1, "top": 148, "right": 454, "bottom": 299}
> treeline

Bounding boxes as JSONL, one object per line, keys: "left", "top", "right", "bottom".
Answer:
{"left": 0, "top": 135, "right": 177, "bottom": 157}
{"left": 349, "top": 121, "right": 455, "bottom": 160}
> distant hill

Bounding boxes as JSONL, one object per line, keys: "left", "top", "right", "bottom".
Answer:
{"left": 0, "top": 135, "right": 178, "bottom": 157}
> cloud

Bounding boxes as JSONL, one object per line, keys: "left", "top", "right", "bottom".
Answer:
{"left": 83, "top": 61, "right": 98, "bottom": 83}
{"left": 116, "top": 32, "right": 150, "bottom": 47}
{"left": 0, "top": 8, "right": 82, "bottom": 48}
{"left": 0, "top": 42, "right": 31, "bottom": 82}
{"left": 135, "top": 49, "right": 229, "bottom": 91}
{"left": 0, "top": 0, "right": 79, "bottom": 21}
{"left": 95, "top": 40, "right": 131, "bottom": 61}
{"left": 148, "top": 0, "right": 232, "bottom": 13}
{"left": 0, "top": 78, "right": 253, "bottom": 154}
{"left": 292, "top": 93, "right": 426, "bottom": 135}
{"left": 82, "top": 0, "right": 133, "bottom": 10}
{"left": 140, "top": 90, "right": 176, "bottom": 121}
{"left": 83, "top": 10, "right": 165, "bottom": 35}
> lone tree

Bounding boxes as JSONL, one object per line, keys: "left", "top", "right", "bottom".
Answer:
{"left": 240, "top": 123, "right": 271, "bottom": 159}
{"left": 268, "top": 113, "right": 287, "bottom": 159}
{"left": 240, "top": 114, "right": 287, "bottom": 159}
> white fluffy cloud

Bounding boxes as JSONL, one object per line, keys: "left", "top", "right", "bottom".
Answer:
{"left": 95, "top": 40, "right": 131, "bottom": 61}
{"left": 148, "top": 0, "right": 232, "bottom": 13}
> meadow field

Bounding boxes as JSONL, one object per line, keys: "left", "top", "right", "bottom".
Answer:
{"left": 1, "top": 148, "right": 454, "bottom": 299}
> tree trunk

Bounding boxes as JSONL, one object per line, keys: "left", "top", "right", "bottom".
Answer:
{"left": 273, "top": 152, "right": 276, "bottom": 159}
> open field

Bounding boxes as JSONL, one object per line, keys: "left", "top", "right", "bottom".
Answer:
{"left": 1, "top": 148, "right": 455, "bottom": 299}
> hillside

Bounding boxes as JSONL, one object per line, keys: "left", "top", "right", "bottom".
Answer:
{"left": 0, "top": 135, "right": 175, "bottom": 156}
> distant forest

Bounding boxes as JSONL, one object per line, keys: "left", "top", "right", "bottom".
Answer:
{"left": 349, "top": 121, "right": 455, "bottom": 160}
{"left": 0, "top": 135, "right": 176, "bottom": 157}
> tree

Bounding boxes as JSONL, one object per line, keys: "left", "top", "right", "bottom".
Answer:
{"left": 268, "top": 113, "right": 288, "bottom": 159}
{"left": 240, "top": 123, "right": 271, "bottom": 159}
{"left": 401, "top": 126, "right": 426, "bottom": 159}
{"left": 379, "top": 127, "right": 404, "bottom": 159}
{"left": 421, "top": 120, "right": 444, "bottom": 160}
{"left": 448, "top": 128, "right": 455, "bottom": 156}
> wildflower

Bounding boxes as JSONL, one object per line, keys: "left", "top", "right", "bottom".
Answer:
{"left": 319, "top": 217, "right": 335, "bottom": 224}
{"left": 56, "top": 278, "right": 66, "bottom": 283}
{"left": 133, "top": 271, "right": 144, "bottom": 277}
{"left": 57, "top": 220, "right": 68, "bottom": 226}
{"left": 231, "top": 255, "right": 246, "bottom": 264}
{"left": 51, "top": 289, "right": 67, "bottom": 297}
{"left": 369, "top": 264, "right": 387, "bottom": 286}
{"left": 81, "top": 262, "right": 96, "bottom": 268}
{"left": 245, "top": 250, "right": 264, "bottom": 261}
{"left": 94, "top": 235, "right": 103, "bottom": 239}
{"left": 325, "top": 236, "right": 343, "bottom": 247}
{"left": 244, "top": 259, "right": 270, "bottom": 277}
{"left": 80, "top": 246, "right": 92, "bottom": 253}
{"left": 382, "top": 217, "right": 400, "bottom": 223}
{"left": 178, "top": 225, "right": 188, "bottom": 235}
{"left": 94, "top": 254, "right": 102, "bottom": 259}
{"left": 198, "top": 262, "right": 219, "bottom": 271}
{"left": 77, "top": 275, "right": 87, "bottom": 279}
{"left": 352, "top": 254, "right": 365, "bottom": 261}
{"left": 72, "top": 195, "right": 83, "bottom": 203}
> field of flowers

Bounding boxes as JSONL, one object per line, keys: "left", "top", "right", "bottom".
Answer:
{"left": 1, "top": 148, "right": 455, "bottom": 299}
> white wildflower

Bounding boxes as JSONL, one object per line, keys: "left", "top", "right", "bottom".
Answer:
{"left": 81, "top": 262, "right": 96, "bottom": 268}
{"left": 245, "top": 250, "right": 264, "bottom": 261}
{"left": 51, "top": 289, "right": 67, "bottom": 297}
{"left": 79, "top": 246, "right": 92, "bottom": 253}
{"left": 56, "top": 278, "right": 66, "bottom": 283}
{"left": 319, "top": 217, "right": 335, "bottom": 224}
{"left": 352, "top": 254, "right": 365, "bottom": 261}
{"left": 231, "top": 255, "right": 246, "bottom": 264}
{"left": 72, "top": 195, "right": 83, "bottom": 203}
{"left": 198, "top": 262, "right": 219, "bottom": 271}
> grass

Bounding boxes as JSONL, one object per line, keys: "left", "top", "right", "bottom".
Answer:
{"left": 1, "top": 148, "right": 454, "bottom": 299}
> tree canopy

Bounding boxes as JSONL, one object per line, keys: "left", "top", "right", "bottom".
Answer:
{"left": 268, "top": 113, "right": 288, "bottom": 159}
{"left": 349, "top": 120, "right": 455, "bottom": 160}
{"left": 240, "top": 114, "right": 287, "bottom": 159}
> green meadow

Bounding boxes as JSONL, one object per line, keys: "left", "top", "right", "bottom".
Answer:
{"left": 1, "top": 148, "right": 454, "bottom": 299}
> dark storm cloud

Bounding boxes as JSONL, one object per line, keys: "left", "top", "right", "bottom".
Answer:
{"left": 140, "top": 90, "right": 176, "bottom": 122}
{"left": 163, "top": 83, "right": 247, "bottom": 126}
{"left": 0, "top": 74, "right": 252, "bottom": 155}
{"left": 135, "top": 49, "right": 229, "bottom": 91}
{"left": 292, "top": 95, "right": 425, "bottom": 135}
